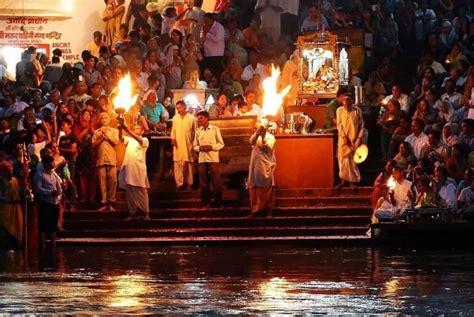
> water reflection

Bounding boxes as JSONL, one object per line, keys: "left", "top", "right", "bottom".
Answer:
{"left": 108, "top": 274, "right": 150, "bottom": 308}
{"left": 0, "top": 245, "right": 473, "bottom": 314}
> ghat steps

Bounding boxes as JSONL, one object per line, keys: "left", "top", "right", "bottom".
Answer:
{"left": 57, "top": 117, "right": 378, "bottom": 244}
{"left": 57, "top": 186, "right": 373, "bottom": 244}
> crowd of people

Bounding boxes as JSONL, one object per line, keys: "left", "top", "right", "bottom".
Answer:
{"left": 0, "top": 0, "right": 473, "bottom": 249}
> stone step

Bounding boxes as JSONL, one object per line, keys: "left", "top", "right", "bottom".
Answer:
{"left": 56, "top": 235, "right": 370, "bottom": 245}
{"left": 64, "top": 206, "right": 373, "bottom": 221}
{"left": 108, "top": 195, "right": 370, "bottom": 210}
{"left": 63, "top": 215, "right": 370, "bottom": 230}
{"left": 142, "top": 197, "right": 370, "bottom": 209}
{"left": 276, "top": 186, "right": 373, "bottom": 196}
{"left": 114, "top": 193, "right": 371, "bottom": 206}
{"left": 114, "top": 187, "right": 374, "bottom": 200}
{"left": 58, "top": 226, "right": 369, "bottom": 238}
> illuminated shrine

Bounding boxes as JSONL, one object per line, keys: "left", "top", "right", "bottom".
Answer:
{"left": 296, "top": 31, "right": 350, "bottom": 99}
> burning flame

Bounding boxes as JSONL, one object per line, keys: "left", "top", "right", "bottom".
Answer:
{"left": 112, "top": 74, "right": 138, "bottom": 113}
{"left": 387, "top": 176, "right": 396, "bottom": 191}
{"left": 261, "top": 65, "right": 291, "bottom": 117}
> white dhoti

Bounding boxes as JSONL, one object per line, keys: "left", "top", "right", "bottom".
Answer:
{"left": 249, "top": 186, "right": 275, "bottom": 213}
{"left": 338, "top": 154, "right": 361, "bottom": 183}
{"left": 118, "top": 136, "right": 150, "bottom": 216}
{"left": 174, "top": 161, "right": 194, "bottom": 187}
{"left": 336, "top": 106, "right": 365, "bottom": 184}
{"left": 248, "top": 132, "right": 276, "bottom": 214}
{"left": 126, "top": 185, "right": 149, "bottom": 216}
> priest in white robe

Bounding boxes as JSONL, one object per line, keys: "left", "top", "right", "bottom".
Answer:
{"left": 247, "top": 125, "right": 276, "bottom": 217}
{"left": 171, "top": 100, "right": 198, "bottom": 190}
{"left": 336, "top": 96, "right": 365, "bottom": 189}
{"left": 118, "top": 124, "right": 150, "bottom": 220}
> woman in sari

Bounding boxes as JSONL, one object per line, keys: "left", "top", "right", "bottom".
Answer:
{"left": 0, "top": 159, "right": 23, "bottom": 250}
{"left": 73, "top": 110, "right": 97, "bottom": 205}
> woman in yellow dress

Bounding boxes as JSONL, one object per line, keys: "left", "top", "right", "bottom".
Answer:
{"left": 0, "top": 160, "right": 23, "bottom": 250}
{"left": 103, "top": 0, "right": 126, "bottom": 47}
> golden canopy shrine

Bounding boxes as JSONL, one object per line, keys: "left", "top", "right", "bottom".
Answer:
{"left": 296, "top": 31, "right": 350, "bottom": 100}
{"left": 274, "top": 31, "right": 352, "bottom": 189}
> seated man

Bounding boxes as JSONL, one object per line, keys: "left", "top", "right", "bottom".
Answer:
{"left": 182, "top": 70, "right": 207, "bottom": 89}
{"left": 434, "top": 164, "right": 458, "bottom": 210}
{"left": 244, "top": 90, "right": 262, "bottom": 118}
{"left": 419, "top": 130, "right": 449, "bottom": 163}
{"left": 373, "top": 165, "right": 413, "bottom": 222}
{"left": 414, "top": 176, "right": 438, "bottom": 208}
{"left": 140, "top": 90, "right": 167, "bottom": 131}
{"left": 381, "top": 85, "right": 410, "bottom": 114}
{"left": 458, "top": 173, "right": 474, "bottom": 217}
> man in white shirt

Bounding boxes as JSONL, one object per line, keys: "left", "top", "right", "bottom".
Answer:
{"left": 404, "top": 119, "right": 429, "bottom": 160}
{"left": 244, "top": 90, "right": 263, "bottom": 118}
{"left": 200, "top": 13, "right": 225, "bottom": 78}
{"left": 193, "top": 111, "right": 225, "bottom": 207}
{"left": 434, "top": 165, "right": 457, "bottom": 210}
{"left": 416, "top": 51, "right": 446, "bottom": 75}
{"left": 382, "top": 85, "right": 409, "bottom": 113}
{"left": 374, "top": 165, "right": 413, "bottom": 221}
{"left": 458, "top": 177, "right": 474, "bottom": 214}
{"left": 440, "top": 79, "right": 462, "bottom": 110}
{"left": 241, "top": 50, "right": 267, "bottom": 88}
{"left": 171, "top": 101, "right": 198, "bottom": 190}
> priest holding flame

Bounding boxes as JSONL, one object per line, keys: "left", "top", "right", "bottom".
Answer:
{"left": 247, "top": 65, "right": 290, "bottom": 217}
{"left": 113, "top": 74, "right": 151, "bottom": 219}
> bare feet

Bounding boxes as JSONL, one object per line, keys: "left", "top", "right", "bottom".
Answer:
{"left": 335, "top": 181, "right": 346, "bottom": 190}
{"left": 109, "top": 205, "right": 117, "bottom": 212}
{"left": 98, "top": 205, "right": 108, "bottom": 212}
{"left": 143, "top": 215, "right": 151, "bottom": 221}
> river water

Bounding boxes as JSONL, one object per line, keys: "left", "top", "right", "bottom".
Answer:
{"left": 1, "top": 245, "right": 474, "bottom": 315}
